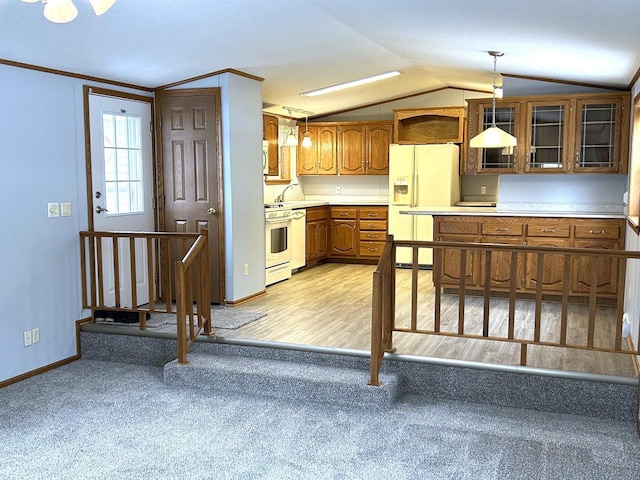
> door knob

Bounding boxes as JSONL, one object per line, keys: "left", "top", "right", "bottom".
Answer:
{"left": 207, "top": 208, "right": 217, "bottom": 215}
{"left": 95, "top": 206, "right": 108, "bottom": 214}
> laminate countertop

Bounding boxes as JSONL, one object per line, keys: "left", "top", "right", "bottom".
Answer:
{"left": 400, "top": 206, "right": 626, "bottom": 219}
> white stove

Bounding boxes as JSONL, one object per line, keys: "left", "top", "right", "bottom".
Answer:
{"left": 265, "top": 205, "right": 293, "bottom": 286}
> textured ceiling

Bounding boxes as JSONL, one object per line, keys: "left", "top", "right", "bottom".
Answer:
{"left": 1, "top": 0, "right": 639, "bottom": 118}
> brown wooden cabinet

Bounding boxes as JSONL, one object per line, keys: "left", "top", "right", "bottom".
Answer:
{"left": 298, "top": 121, "right": 392, "bottom": 176}
{"left": 328, "top": 206, "right": 388, "bottom": 260}
{"left": 297, "top": 125, "right": 338, "bottom": 175}
{"left": 434, "top": 215, "right": 625, "bottom": 298}
{"left": 393, "top": 107, "right": 466, "bottom": 144}
{"left": 466, "top": 92, "right": 630, "bottom": 175}
{"left": 263, "top": 114, "right": 279, "bottom": 176}
{"left": 306, "top": 207, "right": 329, "bottom": 263}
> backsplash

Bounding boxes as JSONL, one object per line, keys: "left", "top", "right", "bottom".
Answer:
{"left": 497, "top": 174, "right": 627, "bottom": 213}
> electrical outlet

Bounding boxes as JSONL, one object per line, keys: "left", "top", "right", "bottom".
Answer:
{"left": 24, "top": 330, "right": 32, "bottom": 347}
{"left": 32, "top": 328, "right": 40, "bottom": 344}
{"left": 480, "top": 186, "right": 487, "bottom": 195}
{"left": 335, "top": 186, "right": 341, "bottom": 194}
{"left": 48, "top": 202, "right": 59, "bottom": 218}
{"left": 244, "top": 264, "right": 249, "bottom": 276}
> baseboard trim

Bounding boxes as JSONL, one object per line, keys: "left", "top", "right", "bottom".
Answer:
{"left": 225, "top": 290, "right": 266, "bottom": 306}
{"left": 0, "top": 355, "right": 78, "bottom": 389}
{"left": 0, "top": 317, "right": 92, "bottom": 389}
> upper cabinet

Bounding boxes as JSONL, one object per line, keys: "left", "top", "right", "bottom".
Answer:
{"left": 262, "top": 114, "right": 279, "bottom": 176}
{"left": 466, "top": 92, "right": 630, "bottom": 175}
{"left": 393, "top": 107, "right": 466, "bottom": 144}
{"left": 297, "top": 121, "right": 392, "bottom": 176}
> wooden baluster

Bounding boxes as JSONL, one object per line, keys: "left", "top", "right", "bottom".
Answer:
{"left": 129, "top": 236, "right": 138, "bottom": 319}
{"left": 410, "top": 246, "right": 418, "bottom": 331}
{"left": 615, "top": 256, "right": 626, "bottom": 351}
{"left": 96, "top": 238, "right": 104, "bottom": 307}
{"left": 89, "top": 235, "right": 97, "bottom": 310}
{"left": 560, "top": 254, "right": 571, "bottom": 345}
{"left": 80, "top": 234, "right": 87, "bottom": 308}
{"left": 113, "top": 236, "right": 121, "bottom": 308}
{"left": 483, "top": 249, "right": 492, "bottom": 337}
{"left": 534, "top": 253, "right": 544, "bottom": 343}
{"left": 587, "top": 255, "right": 599, "bottom": 348}
{"left": 508, "top": 251, "right": 517, "bottom": 339}
{"left": 146, "top": 237, "right": 154, "bottom": 313}
{"left": 369, "top": 270, "right": 383, "bottom": 386}
{"left": 164, "top": 239, "right": 173, "bottom": 313}
{"left": 458, "top": 249, "right": 466, "bottom": 335}
{"left": 176, "top": 260, "right": 187, "bottom": 364}
{"left": 433, "top": 247, "right": 442, "bottom": 333}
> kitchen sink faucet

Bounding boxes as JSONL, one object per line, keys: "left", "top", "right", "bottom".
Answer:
{"left": 275, "top": 183, "right": 299, "bottom": 203}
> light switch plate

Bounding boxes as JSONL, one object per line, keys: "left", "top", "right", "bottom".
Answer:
{"left": 61, "top": 202, "right": 72, "bottom": 217}
{"left": 48, "top": 202, "right": 59, "bottom": 218}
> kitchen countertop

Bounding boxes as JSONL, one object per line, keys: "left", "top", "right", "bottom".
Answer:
{"left": 280, "top": 200, "right": 388, "bottom": 209}
{"left": 400, "top": 206, "right": 626, "bottom": 219}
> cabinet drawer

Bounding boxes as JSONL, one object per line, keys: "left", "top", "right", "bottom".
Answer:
{"left": 574, "top": 220, "right": 621, "bottom": 240}
{"left": 359, "top": 241, "right": 385, "bottom": 257}
{"left": 331, "top": 207, "right": 358, "bottom": 219}
{"left": 526, "top": 219, "right": 570, "bottom": 238}
{"left": 481, "top": 219, "right": 523, "bottom": 236}
{"left": 359, "top": 220, "right": 387, "bottom": 231}
{"left": 360, "top": 208, "right": 388, "bottom": 220}
{"left": 436, "top": 219, "right": 480, "bottom": 235}
{"left": 306, "top": 207, "right": 328, "bottom": 222}
{"left": 359, "top": 230, "right": 387, "bottom": 241}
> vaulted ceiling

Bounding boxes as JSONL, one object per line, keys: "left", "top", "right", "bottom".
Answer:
{"left": 1, "top": 0, "right": 639, "bottom": 118}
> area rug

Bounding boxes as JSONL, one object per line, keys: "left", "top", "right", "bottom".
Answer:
{"left": 95, "top": 306, "right": 266, "bottom": 330}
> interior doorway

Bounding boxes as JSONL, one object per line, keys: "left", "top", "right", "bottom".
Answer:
{"left": 156, "top": 88, "right": 225, "bottom": 304}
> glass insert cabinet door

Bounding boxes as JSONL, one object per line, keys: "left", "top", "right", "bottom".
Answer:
{"left": 525, "top": 100, "right": 570, "bottom": 172}
{"left": 475, "top": 101, "right": 522, "bottom": 173}
{"left": 573, "top": 98, "right": 622, "bottom": 172}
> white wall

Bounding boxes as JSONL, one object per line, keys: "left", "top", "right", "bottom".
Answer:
{"left": 172, "top": 73, "right": 264, "bottom": 302}
{"left": 0, "top": 64, "right": 152, "bottom": 382}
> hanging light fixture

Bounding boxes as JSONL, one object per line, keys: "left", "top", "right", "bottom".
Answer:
{"left": 284, "top": 108, "right": 298, "bottom": 147}
{"left": 469, "top": 51, "right": 517, "bottom": 149}
{"left": 301, "top": 116, "right": 312, "bottom": 147}
{"left": 21, "top": 0, "right": 116, "bottom": 24}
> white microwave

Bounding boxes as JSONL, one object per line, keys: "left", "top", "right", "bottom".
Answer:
{"left": 262, "top": 140, "right": 270, "bottom": 175}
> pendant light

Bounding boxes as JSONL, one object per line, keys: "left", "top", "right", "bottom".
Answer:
{"left": 21, "top": 0, "right": 116, "bottom": 24}
{"left": 284, "top": 108, "right": 298, "bottom": 147}
{"left": 301, "top": 116, "right": 312, "bottom": 147}
{"left": 469, "top": 51, "right": 517, "bottom": 149}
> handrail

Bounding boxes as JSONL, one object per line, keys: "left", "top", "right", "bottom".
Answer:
{"left": 79, "top": 230, "right": 211, "bottom": 363}
{"left": 370, "top": 237, "right": 640, "bottom": 386}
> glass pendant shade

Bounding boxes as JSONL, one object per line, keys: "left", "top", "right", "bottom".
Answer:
{"left": 44, "top": 0, "right": 78, "bottom": 23}
{"left": 286, "top": 131, "right": 298, "bottom": 147}
{"left": 470, "top": 126, "right": 517, "bottom": 148}
{"left": 301, "top": 133, "right": 312, "bottom": 147}
{"left": 89, "top": 0, "right": 116, "bottom": 15}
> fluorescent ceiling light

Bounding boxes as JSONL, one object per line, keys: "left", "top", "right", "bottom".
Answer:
{"left": 299, "top": 71, "right": 401, "bottom": 97}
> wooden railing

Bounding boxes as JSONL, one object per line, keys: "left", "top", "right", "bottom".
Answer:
{"left": 79, "top": 230, "right": 211, "bottom": 364}
{"left": 370, "top": 235, "right": 640, "bottom": 386}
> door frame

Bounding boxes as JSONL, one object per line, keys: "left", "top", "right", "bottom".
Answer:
{"left": 82, "top": 85, "right": 157, "bottom": 232}
{"left": 154, "top": 87, "right": 226, "bottom": 305}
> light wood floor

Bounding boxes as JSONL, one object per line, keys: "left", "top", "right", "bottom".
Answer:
{"left": 223, "top": 263, "right": 637, "bottom": 378}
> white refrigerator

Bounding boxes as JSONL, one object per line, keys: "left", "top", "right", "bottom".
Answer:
{"left": 388, "top": 144, "right": 460, "bottom": 266}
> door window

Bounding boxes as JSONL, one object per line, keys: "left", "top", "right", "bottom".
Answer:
{"left": 102, "top": 113, "right": 144, "bottom": 215}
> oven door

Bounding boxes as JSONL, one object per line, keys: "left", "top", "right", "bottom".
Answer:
{"left": 265, "top": 217, "right": 291, "bottom": 268}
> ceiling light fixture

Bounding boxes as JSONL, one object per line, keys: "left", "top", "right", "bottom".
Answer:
{"left": 469, "top": 51, "right": 517, "bottom": 149}
{"left": 21, "top": 0, "right": 116, "bottom": 24}
{"left": 284, "top": 108, "right": 298, "bottom": 147}
{"left": 299, "top": 71, "right": 402, "bottom": 97}
{"left": 301, "top": 116, "right": 312, "bottom": 147}
{"left": 281, "top": 106, "right": 314, "bottom": 147}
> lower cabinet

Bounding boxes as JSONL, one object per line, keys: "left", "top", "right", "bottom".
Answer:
{"left": 434, "top": 216, "right": 624, "bottom": 297}
{"left": 306, "top": 207, "right": 329, "bottom": 263}
{"left": 329, "top": 206, "right": 388, "bottom": 260}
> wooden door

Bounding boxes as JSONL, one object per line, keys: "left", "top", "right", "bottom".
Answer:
{"left": 524, "top": 237, "right": 570, "bottom": 292}
{"left": 317, "top": 219, "right": 329, "bottom": 259}
{"left": 157, "top": 89, "right": 224, "bottom": 304}
{"left": 365, "top": 123, "right": 392, "bottom": 175}
{"left": 479, "top": 237, "right": 523, "bottom": 289}
{"left": 88, "top": 89, "right": 154, "bottom": 308}
{"left": 437, "top": 235, "right": 479, "bottom": 287}
{"left": 317, "top": 125, "right": 338, "bottom": 175}
{"left": 330, "top": 220, "right": 358, "bottom": 256}
{"left": 263, "top": 114, "right": 279, "bottom": 176}
{"left": 340, "top": 124, "right": 365, "bottom": 175}
{"left": 524, "top": 99, "right": 571, "bottom": 172}
{"left": 572, "top": 239, "right": 619, "bottom": 294}
{"left": 297, "top": 125, "right": 318, "bottom": 175}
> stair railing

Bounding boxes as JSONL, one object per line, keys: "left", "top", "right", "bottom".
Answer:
{"left": 370, "top": 236, "right": 640, "bottom": 386}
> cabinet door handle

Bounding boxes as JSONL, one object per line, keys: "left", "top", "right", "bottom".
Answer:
{"left": 367, "top": 213, "right": 379, "bottom": 217}
{"left": 368, "top": 248, "right": 377, "bottom": 252}
{"left": 575, "top": 151, "right": 580, "bottom": 167}
{"left": 339, "top": 213, "right": 348, "bottom": 217}
{"left": 367, "top": 234, "right": 377, "bottom": 238}
{"left": 540, "top": 229, "right": 556, "bottom": 233}
{"left": 589, "top": 230, "right": 606, "bottom": 234}
{"left": 494, "top": 227, "right": 509, "bottom": 232}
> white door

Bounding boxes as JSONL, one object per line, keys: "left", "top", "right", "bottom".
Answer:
{"left": 89, "top": 93, "right": 154, "bottom": 308}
